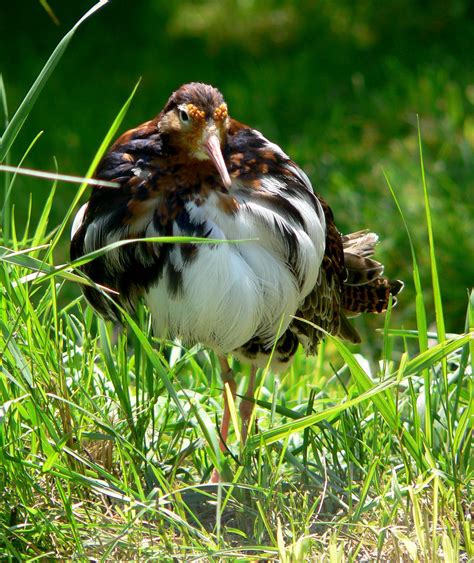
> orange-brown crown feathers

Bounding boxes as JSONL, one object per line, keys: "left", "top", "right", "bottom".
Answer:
{"left": 163, "top": 82, "right": 227, "bottom": 119}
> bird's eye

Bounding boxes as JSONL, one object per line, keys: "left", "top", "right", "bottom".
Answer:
{"left": 179, "top": 108, "right": 190, "bottom": 123}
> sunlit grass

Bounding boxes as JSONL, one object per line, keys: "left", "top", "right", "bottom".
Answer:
{"left": 0, "top": 7, "right": 472, "bottom": 560}
{"left": 1, "top": 226, "right": 471, "bottom": 558}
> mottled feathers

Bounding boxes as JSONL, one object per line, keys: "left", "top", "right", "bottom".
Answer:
{"left": 71, "top": 82, "right": 403, "bottom": 367}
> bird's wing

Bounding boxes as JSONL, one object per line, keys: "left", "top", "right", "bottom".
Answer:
{"left": 70, "top": 119, "right": 174, "bottom": 320}
{"left": 295, "top": 207, "right": 404, "bottom": 351}
{"left": 225, "top": 121, "right": 351, "bottom": 349}
{"left": 225, "top": 121, "right": 341, "bottom": 356}
{"left": 291, "top": 194, "right": 361, "bottom": 352}
{"left": 225, "top": 120, "right": 328, "bottom": 295}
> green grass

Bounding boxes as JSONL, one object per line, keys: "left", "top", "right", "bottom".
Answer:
{"left": 0, "top": 5, "right": 473, "bottom": 560}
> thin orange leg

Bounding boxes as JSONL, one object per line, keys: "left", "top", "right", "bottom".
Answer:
{"left": 239, "top": 365, "right": 258, "bottom": 444}
{"left": 210, "top": 357, "right": 236, "bottom": 483}
{"left": 218, "top": 356, "right": 237, "bottom": 452}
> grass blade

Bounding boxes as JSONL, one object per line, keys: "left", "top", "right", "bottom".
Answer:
{"left": 0, "top": 74, "right": 8, "bottom": 130}
{"left": 417, "top": 117, "right": 446, "bottom": 344}
{"left": 384, "top": 170, "right": 432, "bottom": 446}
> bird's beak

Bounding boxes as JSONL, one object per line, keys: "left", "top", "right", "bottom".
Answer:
{"left": 204, "top": 134, "right": 232, "bottom": 189}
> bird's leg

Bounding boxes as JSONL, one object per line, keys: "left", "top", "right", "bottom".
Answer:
{"left": 210, "top": 356, "right": 236, "bottom": 483}
{"left": 218, "top": 356, "right": 237, "bottom": 452}
{"left": 239, "top": 365, "right": 258, "bottom": 444}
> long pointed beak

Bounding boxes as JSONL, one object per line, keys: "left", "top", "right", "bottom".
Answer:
{"left": 204, "top": 134, "right": 232, "bottom": 189}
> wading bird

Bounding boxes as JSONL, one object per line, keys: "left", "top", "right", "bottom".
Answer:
{"left": 71, "top": 83, "right": 402, "bottom": 477}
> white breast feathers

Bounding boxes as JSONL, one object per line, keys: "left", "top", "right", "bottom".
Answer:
{"left": 145, "top": 186, "right": 326, "bottom": 354}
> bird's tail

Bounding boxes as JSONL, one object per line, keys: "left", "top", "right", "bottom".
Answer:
{"left": 341, "top": 230, "right": 404, "bottom": 315}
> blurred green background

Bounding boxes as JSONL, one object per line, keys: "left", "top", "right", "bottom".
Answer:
{"left": 1, "top": 0, "right": 473, "bottom": 332}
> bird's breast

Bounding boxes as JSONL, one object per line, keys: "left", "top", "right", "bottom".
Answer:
{"left": 145, "top": 185, "right": 326, "bottom": 353}
{"left": 73, "top": 153, "right": 326, "bottom": 353}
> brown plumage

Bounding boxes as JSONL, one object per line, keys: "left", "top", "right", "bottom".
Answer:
{"left": 71, "top": 82, "right": 403, "bottom": 474}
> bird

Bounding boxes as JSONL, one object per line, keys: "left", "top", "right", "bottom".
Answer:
{"left": 71, "top": 82, "right": 403, "bottom": 477}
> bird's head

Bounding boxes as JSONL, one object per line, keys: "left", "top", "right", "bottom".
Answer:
{"left": 158, "top": 82, "right": 231, "bottom": 188}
